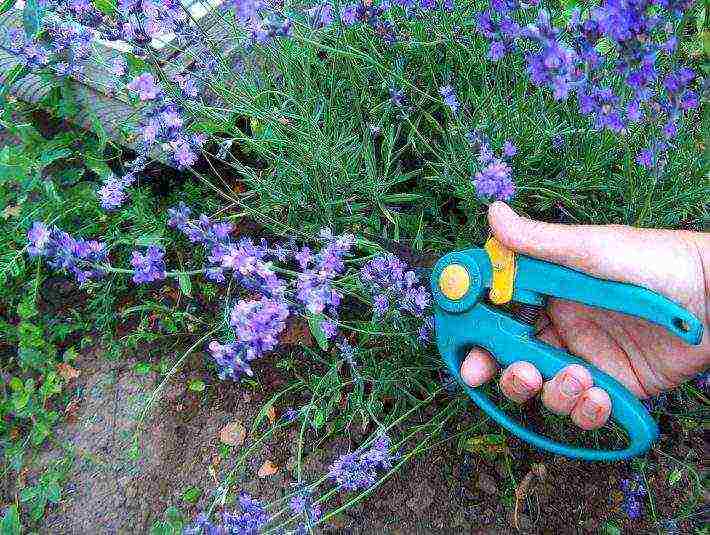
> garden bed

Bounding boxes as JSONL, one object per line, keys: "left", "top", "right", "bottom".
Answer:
{"left": 1, "top": 0, "right": 708, "bottom": 533}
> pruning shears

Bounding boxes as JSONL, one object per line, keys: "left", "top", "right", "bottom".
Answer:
{"left": 429, "top": 238, "right": 704, "bottom": 461}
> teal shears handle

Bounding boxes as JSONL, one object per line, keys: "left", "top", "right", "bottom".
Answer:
{"left": 432, "top": 249, "right": 704, "bottom": 461}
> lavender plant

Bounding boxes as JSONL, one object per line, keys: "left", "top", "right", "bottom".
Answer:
{"left": 2, "top": 0, "right": 706, "bottom": 531}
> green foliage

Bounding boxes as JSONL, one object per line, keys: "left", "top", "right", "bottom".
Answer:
{"left": 0, "top": 0, "right": 707, "bottom": 532}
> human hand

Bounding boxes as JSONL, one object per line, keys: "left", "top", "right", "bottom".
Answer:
{"left": 461, "top": 202, "right": 710, "bottom": 430}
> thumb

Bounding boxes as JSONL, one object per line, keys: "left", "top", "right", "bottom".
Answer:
{"left": 486, "top": 202, "right": 695, "bottom": 294}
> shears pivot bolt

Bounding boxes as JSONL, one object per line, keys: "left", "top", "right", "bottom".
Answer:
{"left": 439, "top": 263, "right": 470, "bottom": 301}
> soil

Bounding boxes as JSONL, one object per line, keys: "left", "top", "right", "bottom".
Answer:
{"left": 19, "top": 339, "right": 707, "bottom": 535}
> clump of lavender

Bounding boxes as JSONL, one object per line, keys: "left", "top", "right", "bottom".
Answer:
{"left": 27, "top": 222, "right": 107, "bottom": 284}
{"left": 472, "top": 0, "right": 700, "bottom": 171}
{"left": 130, "top": 245, "right": 167, "bottom": 284}
{"left": 621, "top": 473, "right": 647, "bottom": 519}
{"left": 208, "top": 296, "right": 290, "bottom": 379}
{"left": 328, "top": 434, "right": 397, "bottom": 491}
{"left": 359, "top": 254, "right": 431, "bottom": 319}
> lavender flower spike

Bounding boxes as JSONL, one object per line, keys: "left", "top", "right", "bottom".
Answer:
{"left": 329, "top": 434, "right": 396, "bottom": 491}
{"left": 130, "top": 245, "right": 167, "bottom": 284}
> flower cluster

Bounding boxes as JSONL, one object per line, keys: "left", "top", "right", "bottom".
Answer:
{"left": 27, "top": 222, "right": 106, "bottom": 284}
{"left": 523, "top": 10, "right": 580, "bottom": 101}
{"left": 290, "top": 488, "right": 322, "bottom": 534}
{"left": 97, "top": 172, "right": 138, "bottom": 210}
{"left": 439, "top": 85, "right": 460, "bottom": 114}
{"left": 184, "top": 493, "right": 269, "bottom": 535}
{"left": 208, "top": 297, "right": 290, "bottom": 379}
{"left": 2, "top": 13, "right": 95, "bottom": 78}
{"left": 130, "top": 245, "right": 166, "bottom": 284}
{"left": 168, "top": 203, "right": 284, "bottom": 292}
{"left": 468, "top": 133, "right": 517, "bottom": 201}
{"left": 166, "top": 204, "right": 358, "bottom": 377}
{"left": 620, "top": 473, "right": 647, "bottom": 519}
{"left": 472, "top": 0, "right": 700, "bottom": 170}
{"left": 294, "top": 229, "right": 355, "bottom": 339}
{"left": 360, "top": 254, "right": 430, "bottom": 319}
{"left": 328, "top": 434, "right": 397, "bottom": 491}
{"left": 128, "top": 78, "right": 206, "bottom": 170}
{"left": 225, "top": 0, "right": 293, "bottom": 46}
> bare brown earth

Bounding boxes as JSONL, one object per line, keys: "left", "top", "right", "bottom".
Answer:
{"left": 23, "top": 342, "right": 707, "bottom": 535}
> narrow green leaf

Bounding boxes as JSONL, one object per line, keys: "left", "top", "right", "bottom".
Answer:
{"left": 187, "top": 379, "right": 205, "bottom": 392}
{"left": 92, "top": 0, "right": 116, "bottom": 15}
{"left": 0, "top": 504, "right": 21, "bottom": 535}
{"left": 181, "top": 486, "right": 202, "bottom": 504}
{"left": 0, "top": 0, "right": 16, "bottom": 17}
{"left": 178, "top": 273, "right": 192, "bottom": 296}
{"left": 307, "top": 313, "right": 329, "bottom": 351}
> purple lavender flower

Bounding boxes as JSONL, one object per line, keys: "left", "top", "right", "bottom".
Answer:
{"left": 338, "top": 339, "right": 357, "bottom": 367}
{"left": 635, "top": 140, "right": 669, "bottom": 171}
{"left": 329, "top": 434, "right": 396, "bottom": 491}
{"left": 360, "top": 254, "right": 431, "bottom": 319}
{"left": 577, "top": 86, "right": 625, "bottom": 132}
{"left": 418, "top": 315, "right": 434, "bottom": 343}
{"left": 167, "top": 202, "right": 192, "bottom": 230}
{"left": 108, "top": 57, "right": 126, "bottom": 77}
{"left": 621, "top": 473, "right": 647, "bottom": 519}
{"left": 439, "top": 85, "right": 460, "bottom": 114}
{"left": 183, "top": 512, "right": 220, "bottom": 535}
{"left": 523, "top": 10, "right": 580, "bottom": 101}
{"left": 209, "top": 297, "right": 289, "bottom": 379}
{"left": 222, "top": 493, "right": 270, "bottom": 534}
{"left": 475, "top": 10, "right": 519, "bottom": 61}
{"left": 27, "top": 222, "right": 51, "bottom": 256}
{"left": 341, "top": 3, "right": 359, "bottom": 25}
{"left": 227, "top": 0, "right": 266, "bottom": 23}
{"left": 283, "top": 408, "right": 299, "bottom": 422}
{"left": 502, "top": 140, "right": 517, "bottom": 158}
{"left": 307, "top": 2, "right": 335, "bottom": 28}
{"left": 170, "top": 139, "right": 199, "bottom": 168}
{"left": 474, "top": 160, "right": 515, "bottom": 200}
{"left": 127, "top": 72, "right": 161, "bottom": 101}
{"left": 290, "top": 489, "right": 322, "bottom": 534}
{"left": 321, "top": 318, "right": 338, "bottom": 339}
{"left": 130, "top": 245, "right": 167, "bottom": 284}
{"left": 694, "top": 371, "right": 710, "bottom": 392}
{"left": 552, "top": 135, "right": 565, "bottom": 150}
{"left": 295, "top": 231, "right": 354, "bottom": 315}
{"left": 97, "top": 173, "right": 137, "bottom": 210}
{"left": 27, "top": 224, "right": 107, "bottom": 283}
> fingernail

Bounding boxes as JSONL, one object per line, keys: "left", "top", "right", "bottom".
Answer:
{"left": 560, "top": 375, "right": 582, "bottom": 397}
{"left": 581, "top": 399, "right": 600, "bottom": 420}
{"left": 512, "top": 375, "right": 534, "bottom": 395}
